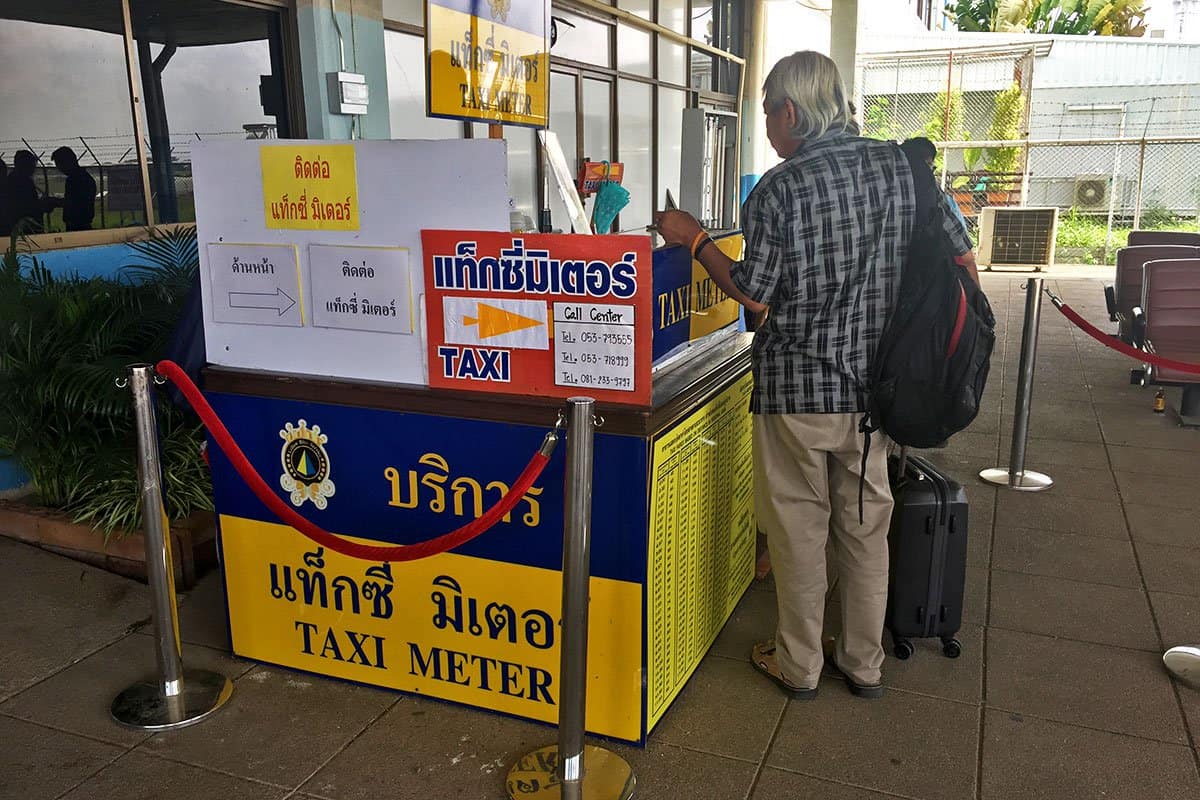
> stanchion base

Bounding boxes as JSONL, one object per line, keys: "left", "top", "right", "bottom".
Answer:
{"left": 1164, "top": 646, "right": 1200, "bottom": 686}
{"left": 979, "top": 468, "right": 1054, "bottom": 491}
{"left": 506, "top": 744, "right": 635, "bottom": 799}
{"left": 111, "top": 669, "right": 232, "bottom": 731}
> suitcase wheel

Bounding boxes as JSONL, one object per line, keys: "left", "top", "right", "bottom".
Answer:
{"left": 942, "top": 638, "right": 962, "bottom": 659}
{"left": 893, "top": 639, "right": 915, "bottom": 660}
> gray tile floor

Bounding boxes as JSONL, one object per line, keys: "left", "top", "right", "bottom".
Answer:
{"left": 3, "top": 274, "right": 1200, "bottom": 799}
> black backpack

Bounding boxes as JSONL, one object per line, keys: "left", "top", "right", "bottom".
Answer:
{"left": 863, "top": 148, "right": 996, "bottom": 450}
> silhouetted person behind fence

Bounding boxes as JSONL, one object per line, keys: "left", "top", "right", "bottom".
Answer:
{"left": 50, "top": 147, "right": 97, "bottom": 232}
{"left": 3, "top": 150, "right": 44, "bottom": 236}
{"left": 0, "top": 158, "right": 9, "bottom": 240}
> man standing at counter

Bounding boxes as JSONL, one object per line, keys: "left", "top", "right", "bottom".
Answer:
{"left": 654, "top": 50, "right": 912, "bottom": 700}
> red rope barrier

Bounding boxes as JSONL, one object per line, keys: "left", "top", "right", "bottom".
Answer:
{"left": 1051, "top": 302, "right": 1200, "bottom": 376}
{"left": 155, "top": 360, "right": 555, "bottom": 562}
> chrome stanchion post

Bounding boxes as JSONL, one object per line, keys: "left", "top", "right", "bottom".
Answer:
{"left": 507, "top": 399, "right": 634, "bottom": 800}
{"left": 111, "top": 365, "right": 232, "bottom": 731}
{"left": 980, "top": 279, "right": 1054, "bottom": 491}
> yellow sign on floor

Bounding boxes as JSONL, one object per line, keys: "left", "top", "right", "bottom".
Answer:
{"left": 646, "top": 372, "right": 755, "bottom": 728}
{"left": 260, "top": 144, "right": 359, "bottom": 230}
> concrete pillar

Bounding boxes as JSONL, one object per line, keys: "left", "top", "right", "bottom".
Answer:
{"left": 830, "top": 0, "right": 859, "bottom": 98}
{"left": 295, "top": 0, "right": 391, "bottom": 139}
{"left": 739, "top": 0, "right": 768, "bottom": 201}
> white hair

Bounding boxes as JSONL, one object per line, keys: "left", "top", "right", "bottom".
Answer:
{"left": 763, "top": 51, "right": 853, "bottom": 142}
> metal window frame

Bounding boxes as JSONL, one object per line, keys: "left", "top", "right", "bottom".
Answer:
{"left": 78, "top": 0, "right": 299, "bottom": 234}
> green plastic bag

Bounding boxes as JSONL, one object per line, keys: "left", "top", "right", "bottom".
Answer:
{"left": 591, "top": 162, "right": 629, "bottom": 234}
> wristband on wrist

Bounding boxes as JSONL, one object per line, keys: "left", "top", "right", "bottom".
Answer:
{"left": 695, "top": 236, "right": 717, "bottom": 260}
{"left": 689, "top": 229, "right": 709, "bottom": 259}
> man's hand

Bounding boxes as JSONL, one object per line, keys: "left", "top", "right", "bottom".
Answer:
{"left": 653, "top": 209, "right": 703, "bottom": 248}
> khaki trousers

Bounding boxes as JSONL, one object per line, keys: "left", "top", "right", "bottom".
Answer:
{"left": 753, "top": 413, "right": 893, "bottom": 687}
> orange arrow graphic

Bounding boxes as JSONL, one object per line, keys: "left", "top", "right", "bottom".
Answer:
{"left": 464, "top": 302, "right": 544, "bottom": 339}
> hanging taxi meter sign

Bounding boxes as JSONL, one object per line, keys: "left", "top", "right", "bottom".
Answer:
{"left": 425, "top": 0, "right": 550, "bottom": 128}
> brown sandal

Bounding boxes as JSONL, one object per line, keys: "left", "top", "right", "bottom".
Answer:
{"left": 751, "top": 640, "right": 818, "bottom": 700}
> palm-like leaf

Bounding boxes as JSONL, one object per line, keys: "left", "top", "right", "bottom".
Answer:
{"left": 0, "top": 228, "right": 211, "bottom": 534}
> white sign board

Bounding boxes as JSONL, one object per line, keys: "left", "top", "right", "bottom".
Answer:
{"left": 193, "top": 139, "right": 510, "bottom": 384}
{"left": 553, "top": 302, "right": 636, "bottom": 392}
{"left": 308, "top": 244, "right": 413, "bottom": 334}
{"left": 207, "top": 243, "right": 303, "bottom": 327}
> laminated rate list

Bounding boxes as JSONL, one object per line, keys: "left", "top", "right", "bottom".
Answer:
{"left": 646, "top": 372, "right": 756, "bottom": 728}
{"left": 553, "top": 302, "right": 636, "bottom": 392}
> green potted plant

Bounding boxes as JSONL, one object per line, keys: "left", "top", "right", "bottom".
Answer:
{"left": 0, "top": 228, "right": 215, "bottom": 586}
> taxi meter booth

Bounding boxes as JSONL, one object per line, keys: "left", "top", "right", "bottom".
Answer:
{"left": 193, "top": 137, "right": 753, "bottom": 744}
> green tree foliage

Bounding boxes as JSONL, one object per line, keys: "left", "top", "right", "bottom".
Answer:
{"left": 984, "top": 82, "right": 1024, "bottom": 174}
{"left": 923, "top": 90, "right": 966, "bottom": 143}
{"left": 948, "top": 0, "right": 1149, "bottom": 35}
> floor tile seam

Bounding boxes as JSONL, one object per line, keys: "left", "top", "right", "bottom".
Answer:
{"left": 0, "top": 708, "right": 148, "bottom": 750}
{"left": 1121, "top": 538, "right": 1200, "bottom": 554}
{"left": 50, "top": 745, "right": 134, "bottom": 800}
{"left": 983, "top": 621, "right": 1162, "bottom": 654}
{"left": 122, "top": 745, "right": 298, "bottom": 790}
{"left": 289, "top": 695, "right": 404, "bottom": 796}
{"left": 977, "top": 315, "right": 1004, "bottom": 800}
{"left": 652, "top": 739, "right": 762, "bottom": 768}
{"left": 1, "top": 628, "right": 145, "bottom": 706}
{"left": 754, "top": 763, "right": 925, "bottom": 800}
{"left": 743, "top": 685, "right": 791, "bottom": 800}
{"left": 989, "top": 565, "right": 1160, "bottom": 594}
{"left": 982, "top": 703, "right": 1194, "bottom": 748}
{"left": 1144, "top": 587, "right": 1200, "bottom": 601}
{"left": 987, "top": 564, "right": 1142, "bottom": 592}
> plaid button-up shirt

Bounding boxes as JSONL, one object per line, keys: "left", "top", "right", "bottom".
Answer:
{"left": 731, "top": 133, "right": 934, "bottom": 414}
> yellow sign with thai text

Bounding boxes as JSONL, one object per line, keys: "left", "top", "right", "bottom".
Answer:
{"left": 260, "top": 144, "right": 359, "bottom": 230}
{"left": 646, "top": 371, "right": 755, "bottom": 729}
{"left": 688, "top": 234, "right": 744, "bottom": 340}
{"left": 425, "top": 0, "right": 550, "bottom": 127}
{"left": 220, "top": 516, "right": 643, "bottom": 741}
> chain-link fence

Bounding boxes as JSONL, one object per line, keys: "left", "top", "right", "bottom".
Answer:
{"left": 0, "top": 128, "right": 273, "bottom": 232}
{"left": 858, "top": 47, "right": 1035, "bottom": 145}
{"left": 937, "top": 136, "right": 1200, "bottom": 264}
{"left": 858, "top": 43, "right": 1200, "bottom": 265}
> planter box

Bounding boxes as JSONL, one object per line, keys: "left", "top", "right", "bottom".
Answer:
{"left": 0, "top": 500, "right": 217, "bottom": 589}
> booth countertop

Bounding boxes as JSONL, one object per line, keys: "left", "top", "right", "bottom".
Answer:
{"left": 202, "top": 332, "right": 752, "bottom": 438}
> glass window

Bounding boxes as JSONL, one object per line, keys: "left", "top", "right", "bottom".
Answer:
{"left": 658, "top": 40, "right": 686, "bottom": 86}
{"left": 617, "top": 79, "right": 652, "bottom": 230}
{"left": 505, "top": 128, "right": 538, "bottom": 232}
{"left": 132, "top": 0, "right": 290, "bottom": 224}
{"left": 660, "top": 0, "right": 688, "bottom": 33}
{"left": 619, "top": 0, "right": 652, "bottom": 18}
{"left": 383, "top": 0, "right": 424, "bottom": 26}
{"left": 617, "top": 23, "right": 652, "bottom": 77}
{"left": 691, "top": 48, "right": 714, "bottom": 92}
{"left": 547, "top": 72, "right": 578, "bottom": 232}
{"left": 581, "top": 79, "right": 613, "bottom": 164}
{"left": 0, "top": 1, "right": 146, "bottom": 233}
{"left": 693, "top": 0, "right": 715, "bottom": 44}
{"left": 582, "top": 78, "right": 613, "bottom": 227}
{"left": 657, "top": 87, "right": 685, "bottom": 211}
{"left": 551, "top": 11, "right": 612, "bottom": 67}
{"left": 386, "top": 31, "right": 463, "bottom": 139}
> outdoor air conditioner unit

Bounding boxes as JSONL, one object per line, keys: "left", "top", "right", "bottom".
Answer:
{"left": 977, "top": 207, "right": 1059, "bottom": 272}
{"left": 1073, "top": 175, "right": 1109, "bottom": 208}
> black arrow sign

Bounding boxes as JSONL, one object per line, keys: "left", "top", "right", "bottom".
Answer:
{"left": 229, "top": 288, "right": 296, "bottom": 317}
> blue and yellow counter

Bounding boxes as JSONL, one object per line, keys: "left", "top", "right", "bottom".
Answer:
{"left": 203, "top": 240, "right": 754, "bottom": 745}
